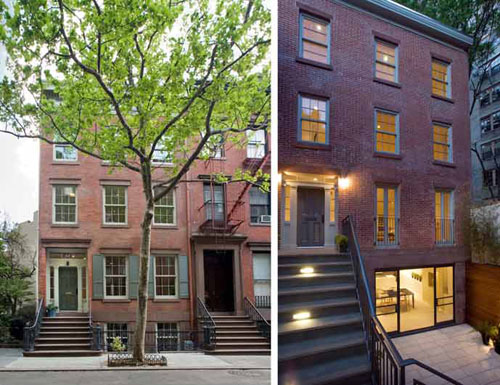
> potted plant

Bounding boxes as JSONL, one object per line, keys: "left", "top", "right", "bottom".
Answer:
{"left": 46, "top": 303, "right": 58, "bottom": 318}
{"left": 491, "top": 326, "right": 500, "bottom": 354}
{"left": 474, "top": 321, "right": 495, "bottom": 346}
{"left": 335, "top": 234, "right": 349, "bottom": 252}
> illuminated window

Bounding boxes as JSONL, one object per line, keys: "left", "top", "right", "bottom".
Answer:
{"left": 432, "top": 59, "right": 451, "bottom": 98}
{"left": 299, "top": 95, "right": 328, "bottom": 144}
{"left": 375, "top": 40, "right": 398, "bottom": 82}
{"left": 375, "top": 110, "right": 399, "bottom": 154}
{"left": 435, "top": 190, "right": 454, "bottom": 245}
{"left": 284, "top": 185, "right": 291, "bottom": 222}
{"left": 299, "top": 14, "right": 330, "bottom": 64}
{"left": 433, "top": 123, "right": 452, "bottom": 163}
{"left": 376, "top": 186, "right": 398, "bottom": 246}
{"left": 330, "top": 189, "right": 335, "bottom": 223}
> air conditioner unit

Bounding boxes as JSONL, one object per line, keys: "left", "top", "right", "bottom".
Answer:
{"left": 260, "top": 215, "right": 271, "bottom": 223}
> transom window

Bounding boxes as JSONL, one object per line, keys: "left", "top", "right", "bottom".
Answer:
{"left": 433, "top": 123, "right": 452, "bottom": 163}
{"left": 157, "top": 323, "right": 179, "bottom": 351}
{"left": 249, "top": 186, "right": 271, "bottom": 224}
{"left": 375, "top": 186, "right": 399, "bottom": 246}
{"left": 105, "top": 256, "right": 127, "bottom": 298}
{"left": 54, "top": 144, "right": 77, "bottom": 161}
{"left": 154, "top": 190, "right": 176, "bottom": 225}
{"left": 375, "top": 110, "right": 399, "bottom": 154}
{"left": 299, "top": 95, "right": 328, "bottom": 144}
{"left": 375, "top": 40, "right": 398, "bottom": 82}
{"left": 247, "top": 130, "right": 267, "bottom": 159}
{"left": 155, "top": 255, "right": 177, "bottom": 298}
{"left": 106, "top": 323, "right": 128, "bottom": 351}
{"left": 53, "top": 185, "right": 77, "bottom": 224}
{"left": 435, "top": 191, "right": 454, "bottom": 245}
{"left": 299, "top": 14, "right": 330, "bottom": 64}
{"left": 103, "top": 186, "right": 127, "bottom": 224}
{"left": 432, "top": 59, "right": 451, "bottom": 98}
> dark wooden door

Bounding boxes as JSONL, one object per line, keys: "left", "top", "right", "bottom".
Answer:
{"left": 297, "top": 187, "right": 325, "bottom": 246}
{"left": 59, "top": 267, "right": 78, "bottom": 311}
{"left": 203, "top": 250, "right": 234, "bottom": 312}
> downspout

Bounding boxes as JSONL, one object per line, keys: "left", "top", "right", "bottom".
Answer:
{"left": 186, "top": 170, "right": 195, "bottom": 329}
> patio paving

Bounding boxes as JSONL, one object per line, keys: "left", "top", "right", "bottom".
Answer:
{"left": 393, "top": 324, "right": 500, "bottom": 385}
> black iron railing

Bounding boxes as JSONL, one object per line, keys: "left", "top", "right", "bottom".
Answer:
{"left": 255, "top": 295, "right": 271, "bottom": 309}
{"left": 89, "top": 306, "right": 102, "bottom": 351}
{"left": 244, "top": 297, "right": 270, "bottom": 339}
{"left": 342, "top": 216, "right": 462, "bottom": 385}
{"left": 435, "top": 218, "right": 454, "bottom": 245}
{"left": 375, "top": 216, "right": 399, "bottom": 246}
{"left": 196, "top": 297, "right": 216, "bottom": 350}
{"left": 23, "top": 298, "right": 44, "bottom": 351}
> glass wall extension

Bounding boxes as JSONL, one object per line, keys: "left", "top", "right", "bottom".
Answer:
{"left": 375, "top": 266, "right": 454, "bottom": 334}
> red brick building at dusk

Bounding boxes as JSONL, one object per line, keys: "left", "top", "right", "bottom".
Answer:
{"left": 36, "top": 130, "right": 270, "bottom": 354}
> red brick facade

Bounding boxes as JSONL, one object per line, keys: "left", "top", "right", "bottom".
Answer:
{"left": 278, "top": 0, "right": 471, "bottom": 327}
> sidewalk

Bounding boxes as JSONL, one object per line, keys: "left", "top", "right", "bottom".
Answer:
{"left": 0, "top": 349, "right": 271, "bottom": 372}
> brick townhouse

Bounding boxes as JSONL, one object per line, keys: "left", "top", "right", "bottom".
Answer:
{"left": 35, "top": 128, "right": 270, "bottom": 355}
{"left": 278, "top": 0, "right": 471, "bottom": 344}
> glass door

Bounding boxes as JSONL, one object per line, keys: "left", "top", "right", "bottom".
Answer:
{"left": 375, "top": 271, "right": 398, "bottom": 333}
{"left": 399, "top": 268, "right": 434, "bottom": 332}
{"left": 436, "top": 266, "right": 454, "bottom": 324}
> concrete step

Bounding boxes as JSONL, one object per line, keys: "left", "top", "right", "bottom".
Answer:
{"left": 208, "top": 349, "right": 271, "bottom": 356}
{"left": 278, "top": 297, "right": 360, "bottom": 319}
{"left": 212, "top": 316, "right": 250, "bottom": 320}
{"left": 215, "top": 325, "right": 259, "bottom": 331}
{"left": 279, "top": 282, "right": 357, "bottom": 305}
{"left": 39, "top": 331, "right": 91, "bottom": 338}
{"left": 278, "top": 261, "right": 353, "bottom": 275}
{"left": 279, "top": 313, "right": 363, "bottom": 336}
{"left": 214, "top": 320, "right": 255, "bottom": 326}
{"left": 34, "top": 344, "right": 92, "bottom": 351}
{"left": 40, "top": 321, "right": 89, "bottom": 327}
{"left": 215, "top": 330, "right": 261, "bottom": 337}
{"left": 215, "top": 336, "right": 269, "bottom": 343}
{"left": 40, "top": 326, "right": 89, "bottom": 331}
{"left": 278, "top": 272, "right": 355, "bottom": 289}
{"left": 215, "top": 342, "right": 271, "bottom": 349}
{"left": 43, "top": 317, "right": 89, "bottom": 322}
{"left": 278, "top": 253, "right": 350, "bottom": 264}
{"left": 23, "top": 350, "right": 102, "bottom": 357}
{"left": 36, "top": 337, "right": 92, "bottom": 344}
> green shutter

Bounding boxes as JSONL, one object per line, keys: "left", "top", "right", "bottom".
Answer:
{"left": 179, "top": 255, "right": 189, "bottom": 299}
{"left": 92, "top": 254, "right": 104, "bottom": 299}
{"left": 148, "top": 255, "right": 155, "bottom": 298}
{"left": 129, "top": 255, "right": 139, "bottom": 299}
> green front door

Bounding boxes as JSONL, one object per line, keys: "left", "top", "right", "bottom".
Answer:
{"left": 59, "top": 267, "right": 78, "bottom": 311}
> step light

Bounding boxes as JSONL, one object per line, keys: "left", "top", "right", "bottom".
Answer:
{"left": 300, "top": 267, "right": 314, "bottom": 274}
{"left": 293, "top": 311, "right": 310, "bottom": 320}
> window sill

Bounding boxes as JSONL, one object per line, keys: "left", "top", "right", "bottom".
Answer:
{"left": 250, "top": 223, "right": 271, "bottom": 227}
{"left": 52, "top": 162, "right": 80, "bottom": 166}
{"left": 152, "top": 225, "right": 178, "bottom": 230}
{"left": 51, "top": 224, "right": 79, "bottom": 228}
{"left": 373, "top": 78, "right": 401, "bottom": 89}
{"left": 152, "top": 298, "right": 181, "bottom": 303}
{"left": 435, "top": 243, "right": 455, "bottom": 248}
{"left": 296, "top": 57, "right": 333, "bottom": 71}
{"left": 432, "top": 160, "right": 456, "bottom": 168}
{"left": 294, "top": 142, "right": 331, "bottom": 151}
{"left": 373, "top": 152, "right": 403, "bottom": 160}
{"left": 374, "top": 244, "right": 400, "bottom": 249}
{"left": 152, "top": 163, "right": 174, "bottom": 168}
{"left": 431, "top": 94, "right": 455, "bottom": 104}
{"left": 101, "top": 224, "right": 129, "bottom": 228}
{"left": 102, "top": 299, "right": 131, "bottom": 303}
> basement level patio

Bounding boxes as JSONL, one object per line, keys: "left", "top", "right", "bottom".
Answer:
{"left": 393, "top": 324, "right": 500, "bottom": 385}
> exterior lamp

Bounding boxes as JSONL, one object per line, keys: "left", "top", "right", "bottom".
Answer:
{"left": 293, "top": 312, "right": 310, "bottom": 320}
{"left": 338, "top": 176, "right": 350, "bottom": 189}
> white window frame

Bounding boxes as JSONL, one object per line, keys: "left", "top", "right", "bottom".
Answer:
{"left": 102, "top": 186, "right": 128, "bottom": 225}
{"left": 433, "top": 123, "right": 453, "bottom": 163}
{"left": 153, "top": 189, "right": 177, "bottom": 226}
{"left": 374, "top": 39, "right": 399, "bottom": 83}
{"left": 374, "top": 109, "right": 400, "bottom": 155}
{"left": 154, "top": 255, "right": 178, "bottom": 299}
{"left": 152, "top": 144, "right": 174, "bottom": 166}
{"left": 246, "top": 130, "right": 267, "bottom": 159}
{"left": 156, "top": 322, "right": 180, "bottom": 352}
{"left": 104, "top": 256, "right": 128, "bottom": 299}
{"left": 52, "top": 185, "right": 78, "bottom": 224}
{"left": 53, "top": 144, "right": 78, "bottom": 162}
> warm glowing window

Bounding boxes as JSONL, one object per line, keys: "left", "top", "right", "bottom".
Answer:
{"left": 376, "top": 186, "right": 398, "bottom": 246}
{"left": 375, "top": 40, "right": 398, "bottom": 82}
{"left": 300, "top": 14, "right": 330, "bottom": 64}
{"left": 299, "top": 95, "right": 328, "bottom": 144}
{"left": 433, "top": 123, "right": 452, "bottom": 162}
{"left": 435, "top": 191, "right": 454, "bottom": 245}
{"left": 375, "top": 110, "right": 399, "bottom": 154}
{"left": 284, "top": 185, "right": 291, "bottom": 222}
{"left": 329, "top": 189, "right": 335, "bottom": 223}
{"left": 432, "top": 59, "right": 451, "bottom": 98}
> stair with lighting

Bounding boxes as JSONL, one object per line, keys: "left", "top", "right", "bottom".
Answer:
{"left": 278, "top": 252, "right": 371, "bottom": 385}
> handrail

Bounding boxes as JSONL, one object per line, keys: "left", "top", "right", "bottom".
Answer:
{"left": 243, "top": 297, "right": 270, "bottom": 339}
{"left": 342, "top": 216, "right": 462, "bottom": 385}
{"left": 23, "top": 298, "right": 44, "bottom": 351}
{"left": 196, "top": 297, "right": 216, "bottom": 350}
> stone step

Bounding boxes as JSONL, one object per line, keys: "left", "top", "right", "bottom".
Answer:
{"left": 279, "top": 282, "right": 357, "bottom": 305}
{"left": 34, "top": 343, "right": 92, "bottom": 351}
{"left": 278, "top": 261, "right": 353, "bottom": 275}
{"left": 36, "top": 337, "right": 92, "bottom": 344}
{"left": 278, "top": 297, "right": 360, "bottom": 319}
{"left": 279, "top": 313, "right": 363, "bottom": 336}
{"left": 215, "top": 342, "right": 271, "bottom": 350}
{"left": 278, "top": 272, "right": 355, "bottom": 289}
{"left": 208, "top": 349, "right": 271, "bottom": 356}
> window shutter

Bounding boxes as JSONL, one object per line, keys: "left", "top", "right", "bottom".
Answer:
{"left": 129, "top": 255, "right": 139, "bottom": 299}
{"left": 92, "top": 254, "right": 104, "bottom": 299}
{"left": 148, "top": 255, "right": 155, "bottom": 298}
{"left": 178, "top": 255, "right": 189, "bottom": 299}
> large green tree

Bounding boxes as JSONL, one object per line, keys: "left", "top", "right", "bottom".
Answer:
{"left": 0, "top": 0, "right": 270, "bottom": 362}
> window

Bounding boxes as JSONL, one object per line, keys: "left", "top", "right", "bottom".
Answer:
{"left": 492, "top": 86, "right": 500, "bottom": 103}
{"left": 493, "top": 112, "right": 500, "bottom": 130}
{"left": 211, "top": 135, "right": 225, "bottom": 159}
{"left": 152, "top": 144, "right": 173, "bottom": 165}
{"left": 299, "top": 13, "right": 330, "bottom": 64}
{"left": 106, "top": 323, "right": 128, "bottom": 351}
{"left": 103, "top": 186, "right": 127, "bottom": 224}
{"left": 480, "top": 91, "right": 491, "bottom": 108}
{"left": 284, "top": 185, "right": 291, "bottom": 222}
{"left": 375, "top": 40, "right": 398, "bottom": 82}
{"left": 432, "top": 59, "right": 451, "bottom": 98}
{"left": 375, "top": 186, "right": 398, "bottom": 246}
{"left": 482, "top": 142, "right": 494, "bottom": 160}
{"left": 157, "top": 323, "right": 179, "bottom": 351}
{"left": 105, "top": 256, "right": 127, "bottom": 298}
{"left": 375, "top": 109, "right": 399, "bottom": 154}
{"left": 253, "top": 253, "right": 270, "bottom": 308}
{"left": 53, "top": 144, "right": 77, "bottom": 161}
{"left": 299, "top": 95, "right": 328, "bottom": 144}
{"left": 481, "top": 116, "right": 492, "bottom": 134}
{"left": 203, "top": 183, "right": 225, "bottom": 221}
{"left": 433, "top": 123, "right": 452, "bottom": 163}
{"left": 155, "top": 255, "right": 177, "bottom": 298}
{"left": 329, "top": 188, "right": 335, "bottom": 223}
{"left": 492, "top": 60, "right": 500, "bottom": 76}
{"left": 53, "top": 185, "right": 77, "bottom": 224}
{"left": 483, "top": 169, "right": 497, "bottom": 187}
{"left": 249, "top": 186, "right": 270, "bottom": 224}
{"left": 154, "top": 190, "right": 176, "bottom": 225}
{"left": 247, "top": 130, "right": 267, "bottom": 159}
{"left": 435, "top": 191, "right": 454, "bottom": 245}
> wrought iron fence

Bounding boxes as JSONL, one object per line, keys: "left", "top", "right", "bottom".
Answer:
{"left": 375, "top": 216, "right": 399, "bottom": 246}
{"left": 196, "top": 297, "right": 216, "bottom": 350}
{"left": 244, "top": 297, "right": 270, "bottom": 339}
{"left": 255, "top": 295, "right": 271, "bottom": 309}
{"left": 23, "top": 298, "right": 44, "bottom": 351}
{"left": 435, "top": 218, "right": 454, "bottom": 245}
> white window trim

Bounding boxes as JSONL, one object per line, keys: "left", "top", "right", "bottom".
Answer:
{"left": 156, "top": 322, "right": 180, "bottom": 352}
{"left": 152, "top": 145, "right": 174, "bottom": 166}
{"left": 246, "top": 130, "right": 267, "bottom": 159}
{"left": 433, "top": 123, "right": 453, "bottom": 163}
{"left": 153, "top": 190, "right": 177, "bottom": 226}
{"left": 102, "top": 186, "right": 128, "bottom": 225}
{"left": 153, "top": 255, "right": 178, "bottom": 299}
{"left": 52, "top": 185, "right": 78, "bottom": 224}
{"left": 374, "top": 109, "right": 400, "bottom": 155}
{"left": 53, "top": 144, "right": 78, "bottom": 162}
{"left": 103, "top": 256, "right": 129, "bottom": 299}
